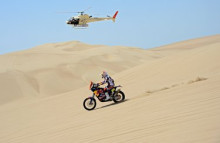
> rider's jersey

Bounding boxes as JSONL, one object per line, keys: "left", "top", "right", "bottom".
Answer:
{"left": 101, "top": 75, "right": 115, "bottom": 87}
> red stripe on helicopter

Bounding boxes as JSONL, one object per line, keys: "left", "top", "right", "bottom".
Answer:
{"left": 113, "top": 11, "right": 119, "bottom": 19}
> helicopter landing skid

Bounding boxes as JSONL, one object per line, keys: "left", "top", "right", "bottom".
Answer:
{"left": 73, "top": 24, "right": 88, "bottom": 29}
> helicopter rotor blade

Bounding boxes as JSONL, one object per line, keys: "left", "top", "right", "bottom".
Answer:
{"left": 56, "top": 12, "right": 79, "bottom": 14}
{"left": 56, "top": 7, "right": 91, "bottom": 14}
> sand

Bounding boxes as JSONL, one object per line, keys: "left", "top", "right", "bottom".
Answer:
{"left": 0, "top": 35, "right": 220, "bottom": 143}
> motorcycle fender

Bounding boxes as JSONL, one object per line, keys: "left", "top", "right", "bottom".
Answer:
{"left": 87, "top": 97, "right": 94, "bottom": 99}
{"left": 94, "top": 91, "right": 100, "bottom": 97}
{"left": 115, "top": 89, "right": 121, "bottom": 95}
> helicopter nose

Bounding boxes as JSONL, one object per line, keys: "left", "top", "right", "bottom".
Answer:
{"left": 66, "top": 21, "right": 70, "bottom": 24}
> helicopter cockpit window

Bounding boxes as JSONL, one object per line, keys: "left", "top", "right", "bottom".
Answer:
{"left": 68, "top": 17, "right": 74, "bottom": 21}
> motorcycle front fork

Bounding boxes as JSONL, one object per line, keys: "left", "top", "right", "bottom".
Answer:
{"left": 89, "top": 94, "right": 95, "bottom": 103}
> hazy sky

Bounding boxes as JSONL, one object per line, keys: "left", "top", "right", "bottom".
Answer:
{"left": 0, "top": 0, "right": 219, "bottom": 54}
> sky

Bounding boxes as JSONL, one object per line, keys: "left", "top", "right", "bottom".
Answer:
{"left": 0, "top": 0, "right": 220, "bottom": 54}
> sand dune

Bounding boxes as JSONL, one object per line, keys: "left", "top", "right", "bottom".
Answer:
{"left": 0, "top": 41, "right": 156, "bottom": 102}
{"left": 0, "top": 35, "right": 220, "bottom": 143}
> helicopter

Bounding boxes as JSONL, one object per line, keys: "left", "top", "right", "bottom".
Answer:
{"left": 64, "top": 8, "right": 118, "bottom": 28}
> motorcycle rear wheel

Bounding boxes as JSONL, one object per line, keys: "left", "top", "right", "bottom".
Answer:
{"left": 83, "top": 98, "right": 96, "bottom": 111}
{"left": 113, "top": 91, "right": 125, "bottom": 103}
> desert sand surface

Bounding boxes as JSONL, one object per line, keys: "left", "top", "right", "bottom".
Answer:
{"left": 0, "top": 35, "right": 220, "bottom": 143}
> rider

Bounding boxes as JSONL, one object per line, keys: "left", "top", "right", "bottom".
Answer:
{"left": 99, "top": 71, "right": 115, "bottom": 101}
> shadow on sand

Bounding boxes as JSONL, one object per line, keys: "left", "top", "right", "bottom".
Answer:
{"left": 95, "top": 99, "right": 129, "bottom": 110}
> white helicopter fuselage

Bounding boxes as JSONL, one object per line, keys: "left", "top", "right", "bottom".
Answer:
{"left": 66, "top": 11, "right": 118, "bottom": 28}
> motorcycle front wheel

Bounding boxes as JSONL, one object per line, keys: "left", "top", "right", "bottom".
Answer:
{"left": 83, "top": 98, "right": 96, "bottom": 111}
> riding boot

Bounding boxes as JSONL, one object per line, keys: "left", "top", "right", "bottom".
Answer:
{"left": 105, "top": 92, "right": 110, "bottom": 101}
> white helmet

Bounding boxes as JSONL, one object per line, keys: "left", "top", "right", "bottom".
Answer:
{"left": 101, "top": 71, "right": 108, "bottom": 78}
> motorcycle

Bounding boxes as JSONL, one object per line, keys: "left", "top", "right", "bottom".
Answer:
{"left": 83, "top": 82, "right": 125, "bottom": 111}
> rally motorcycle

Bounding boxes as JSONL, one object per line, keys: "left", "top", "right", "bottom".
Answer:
{"left": 83, "top": 82, "right": 125, "bottom": 111}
